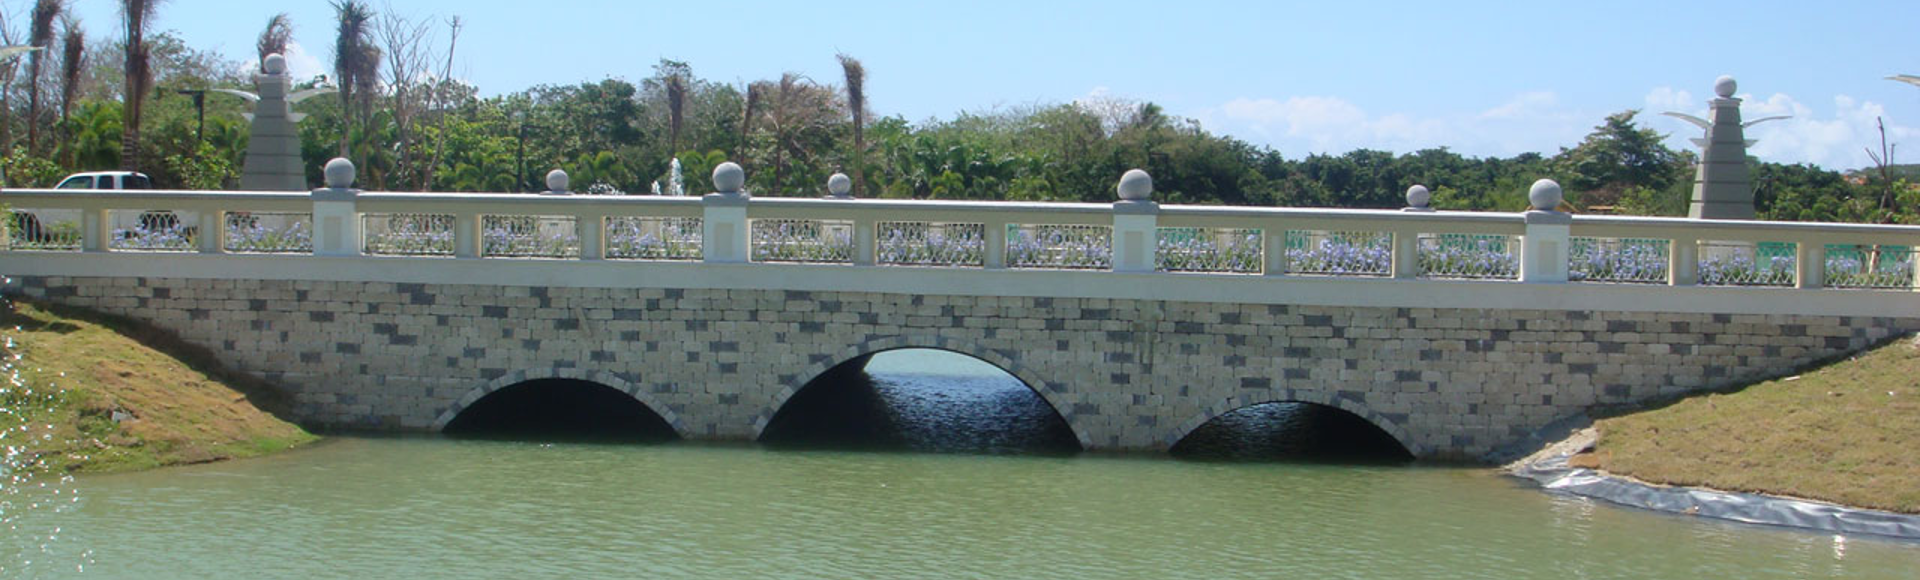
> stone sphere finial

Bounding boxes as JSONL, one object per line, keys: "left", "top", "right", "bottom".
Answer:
{"left": 324, "top": 158, "right": 356, "bottom": 189}
{"left": 1529, "top": 179, "right": 1564, "bottom": 211}
{"left": 1117, "top": 169, "right": 1153, "bottom": 201}
{"left": 1714, "top": 75, "right": 1737, "bottom": 98}
{"left": 263, "top": 54, "right": 287, "bottom": 75}
{"left": 546, "top": 169, "right": 569, "bottom": 193}
{"left": 827, "top": 173, "right": 852, "bottom": 198}
{"left": 713, "top": 162, "right": 745, "bottom": 194}
{"left": 1406, "top": 185, "right": 1431, "bottom": 209}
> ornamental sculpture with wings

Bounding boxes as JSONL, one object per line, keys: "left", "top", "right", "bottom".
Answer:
{"left": 213, "top": 53, "right": 337, "bottom": 191}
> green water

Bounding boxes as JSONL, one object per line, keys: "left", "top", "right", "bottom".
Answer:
{"left": 23, "top": 436, "right": 1918, "bottom": 579}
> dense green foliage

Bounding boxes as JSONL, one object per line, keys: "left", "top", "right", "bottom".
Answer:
{"left": 0, "top": 6, "right": 1911, "bottom": 225}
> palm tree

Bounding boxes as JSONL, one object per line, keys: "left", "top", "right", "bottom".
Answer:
{"left": 331, "top": 0, "right": 377, "bottom": 158}
{"left": 257, "top": 12, "right": 292, "bottom": 66}
{"left": 26, "top": 0, "right": 63, "bottom": 155}
{"left": 119, "top": 0, "right": 159, "bottom": 172}
{"left": 837, "top": 53, "right": 865, "bottom": 197}
{"left": 56, "top": 17, "right": 82, "bottom": 164}
{"left": 666, "top": 73, "right": 686, "bottom": 161}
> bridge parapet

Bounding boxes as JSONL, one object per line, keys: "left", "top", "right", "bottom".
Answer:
{"left": 3, "top": 162, "right": 1917, "bottom": 318}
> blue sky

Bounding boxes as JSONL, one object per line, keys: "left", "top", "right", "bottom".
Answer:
{"left": 46, "top": 0, "right": 1920, "bottom": 170}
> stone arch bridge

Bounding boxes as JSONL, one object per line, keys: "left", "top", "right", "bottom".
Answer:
{"left": 5, "top": 170, "right": 1918, "bottom": 459}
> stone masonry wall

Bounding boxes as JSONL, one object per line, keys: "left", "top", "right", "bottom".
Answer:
{"left": 16, "top": 275, "right": 1918, "bottom": 459}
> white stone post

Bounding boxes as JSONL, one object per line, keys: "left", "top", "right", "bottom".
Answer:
{"left": 703, "top": 162, "right": 751, "bottom": 263}
{"left": 311, "top": 158, "right": 362, "bottom": 257}
{"left": 984, "top": 219, "right": 1008, "bottom": 269}
{"left": 1669, "top": 238, "right": 1699, "bottom": 286}
{"left": 198, "top": 210, "right": 228, "bottom": 254}
{"left": 454, "top": 211, "right": 481, "bottom": 259}
{"left": 1263, "top": 229, "right": 1288, "bottom": 276}
{"left": 830, "top": 173, "right": 875, "bottom": 265}
{"left": 1393, "top": 185, "right": 1434, "bottom": 280}
{"left": 1519, "top": 179, "right": 1570, "bottom": 284}
{"left": 1795, "top": 241, "right": 1825, "bottom": 289}
{"left": 81, "top": 207, "right": 110, "bottom": 252}
{"left": 1111, "top": 169, "right": 1158, "bottom": 273}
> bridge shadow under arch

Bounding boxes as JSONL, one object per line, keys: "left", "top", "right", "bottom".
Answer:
{"left": 435, "top": 369, "right": 682, "bottom": 443}
{"left": 1170, "top": 395, "right": 1417, "bottom": 463}
{"left": 756, "top": 337, "right": 1086, "bottom": 455}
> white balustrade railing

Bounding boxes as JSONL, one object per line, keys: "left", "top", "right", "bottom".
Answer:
{"left": 3, "top": 168, "right": 1918, "bottom": 293}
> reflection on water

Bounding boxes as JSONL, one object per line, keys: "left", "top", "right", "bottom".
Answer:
{"left": 37, "top": 437, "right": 1920, "bottom": 580}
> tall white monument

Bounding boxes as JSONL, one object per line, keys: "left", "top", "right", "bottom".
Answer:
{"left": 215, "top": 54, "right": 334, "bottom": 191}
{"left": 1662, "top": 76, "right": 1788, "bottom": 220}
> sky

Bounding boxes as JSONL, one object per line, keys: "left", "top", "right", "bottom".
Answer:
{"left": 40, "top": 0, "right": 1920, "bottom": 171}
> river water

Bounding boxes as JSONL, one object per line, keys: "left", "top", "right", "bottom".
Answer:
{"left": 18, "top": 352, "right": 1920, "bottom": 578}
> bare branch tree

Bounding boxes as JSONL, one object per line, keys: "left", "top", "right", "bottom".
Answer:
{"left": 378, "top": 5, "right": 432, "bottom": 189}
{"left": 421, "top": 15, "right": 460, "bottom": 191}
{"left": 1864, "top": 116, "right": 1898, "bottom": 223}
{"left": 739, "top": 81, "right": 763, "bottom": 169}
{"left": 666, "top": 72, "right": 685, "bottom": 160}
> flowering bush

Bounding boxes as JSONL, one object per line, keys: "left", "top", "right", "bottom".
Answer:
{"left": 363, "top": 214, "right": 455, "bottom": 256}
{"left": 607, "top": 217, "right": 702, "bottom": 260}
{"left": 109, "top": 223, "right": 197, "bottom": 252}
{"left": 226, "top": 215, "right": 312, "bottom": 254}
{"left": 1420, "top": 235, "right": 1518, "bottom": 279}
{"left": 1158, "top": 228, "right": 1262, "bottom": 273}
{"left": 1569, "top": 238, "right": 1669, "bottom": 284}
{"left": 1008, "top": 225, "right": 1111, "bottom": 270}
{"left": 482, "top": 216, "right": 579, "bottom": 258}
{"left": 878, "top": 224, "right": 985, "bottom": 267}
{"left": 752, "top": 220, "right": 853, "bottom": 263}
{"left": 1284, "top": 232, "right": 1390, "bottom": 276}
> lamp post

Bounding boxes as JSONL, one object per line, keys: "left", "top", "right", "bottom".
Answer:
{"left": 173, "top": 88, "right": 208, "bottom": 144}
{"left": 512, "top": 111, "right": 543, "bottom": 193}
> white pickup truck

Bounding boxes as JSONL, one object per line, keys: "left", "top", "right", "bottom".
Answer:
{"left": 11, "top": 171, "right": 204, "bottom": 245}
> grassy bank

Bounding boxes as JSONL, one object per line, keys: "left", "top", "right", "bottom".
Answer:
{"left": 0, "top": 297, "right": 315, "bottom": 474}
{"left": 1570, "top": 335, "right": 1920, "bottom": 514}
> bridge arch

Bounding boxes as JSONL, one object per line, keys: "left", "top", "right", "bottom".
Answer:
{"left": 432, "top": 368, "right": 687, "bottom": 437}
{"left": 751, "top": 335, "right": 1091, "bottom": 449}
{"left": 1169, "top": 391, "right": 1424, "bottom": 458}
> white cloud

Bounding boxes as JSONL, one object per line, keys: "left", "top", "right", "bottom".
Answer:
{"left": 282, "top": 41, "right": 328, "bottom": 83}
{"left": 1202, "top": 92, "right": 1588, "bottom": 158}
{"left": 1646, "top": 88, "right": 1917, "bottom": 170}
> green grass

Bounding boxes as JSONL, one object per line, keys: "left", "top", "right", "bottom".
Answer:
{"left": 1573, "top": 335, "right": 1920, "bottom": 513}
{"left": 0, "top": 298, "right": 316, "bottom": 474}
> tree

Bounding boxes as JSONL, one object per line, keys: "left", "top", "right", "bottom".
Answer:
{"left": 55, "top": 16, "right": 80, "bottom": 143}
{"left": 118, "top": 0, "right": 160, "bottom": 172}
{"left": 256, "top": 13, "right": 291, "bottom": 65}
{"left": 838, "top": 53, "right": 866, "bottom": 197}
{"left": 1554, "top": 110, "right": 1685, "bottom": 208}
{"left": 25, "top": 0, "right": 61, "bottom": 155}
{"left": 331, "top": 0, "right": 377, "bottom": 159}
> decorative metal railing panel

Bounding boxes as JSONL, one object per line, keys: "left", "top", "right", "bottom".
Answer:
{"left": 1569, "top": 237, "right": 1670, "bottom": 284}
{"left": 482, "top": 215, "right": 580, "bottom": 259}
{"left": 1698, "top": 241, "right": 1796, "bottom": 287}
{"left": 606, "top": 217, "right": 703, "bottom": 261}
{"left": 109, "top": 210, "right": 197, "bottom": 252}
{"left": 7, "top": 210, "right": 82, "bottom": 251}
{"left": 363, "top": 213, "right": 455, "bottom": 256}
{"left": 1824, "top": 244, "right": 1916, "bottom": 290}
{"left": 877, "top": 221, "right": 986, "bottom": 267}
{"left": 1418, "top": 233, "right": 1519, "bottom": 280}
{"left": 226, "top": 212, "right": 313, "bottom": 254}
{"left": 752, "top": 218, "right": 854, "bottom": 264}
{"left": 1284, "top": 230, "right": 1390, "bottom": 276}
{"left": 1007, "top": 224, "right": 1112, "bottom": 270}
{"left": 1156, "top": 227, "right": 1262, "bottom": 274}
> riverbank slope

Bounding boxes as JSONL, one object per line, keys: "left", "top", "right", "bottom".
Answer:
{"left": 1, "top": 297, "right": 315, "bottom": 474}
{"left": 1568, "top": 334, "right": 1920, "bottom": 514}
